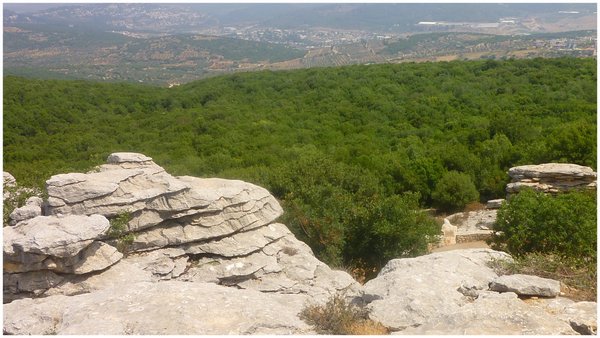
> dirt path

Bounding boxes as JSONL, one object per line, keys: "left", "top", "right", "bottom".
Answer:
{"left": 430, "top": 241, "right": 490, "bottom": 253}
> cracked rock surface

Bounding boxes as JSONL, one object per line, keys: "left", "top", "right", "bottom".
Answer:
{"left": 3, "top": 281, "right": 314, "bottom": 335}
{"left": 3, "top": 153, "right": 358, "bottom": 334}
{"left": 363, "top": 249, "right": 594, "bottom": 335}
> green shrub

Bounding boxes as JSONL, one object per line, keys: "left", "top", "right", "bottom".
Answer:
{"left": 108, "top": 212, "right": 135, "bottom": 253}
{"left": 431, "top": 171, "right": 479, "bottom": 212}
{"left": 490, "top": 189, "right": 596, "bottom": 259}
{"left": 272, "top": 153, "right": 440, "bottom": 275}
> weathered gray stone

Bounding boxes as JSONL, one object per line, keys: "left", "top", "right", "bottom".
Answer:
{"left": 179, "top": 223, "right": 360, "bottom": 300}
{"left": 562, "top": 301, "right": 598, "bottom": 335}
{"left": 130, "top": 179, "right": 283, "bottom": 251}
{"left": 3, "top": 281, "right": 313, "bottom": 335}
{"left": 440, "top": 219, "right": 457, "bottom": 246}
{"left": 396, "top": 291, "right": 577, "bottom": 335}
{"left": 489, "top": 274, "right": 561, "bottom": 297}
{"left": 362, "top": 249, "right": 513, "bottom": 330}
{"left": 45, "top": 166, "right": 189, "bottom": 217}
{"left": 4, "top": 214, "right": 110, "bottom": 259}
{"left": 62, "top": 241, "right": 123, "bottom": 274}
{"left": 524, "top": 297, "right": 598, "bottom": 335}
{"left": 42, "top": 259, "right": 155, "bottom": 297}
{"left": 182, "top": 221, "right": 289, "bottom": 257}
{"left": 9, "top": 196, "right": 43, "bottom": 225}
{"left": 3, "top": 171, "right": 16, "bottom": 187}
{"left": 107, "top": 152, "right": 153, "bottom": 164}
{"left": 4, "top": 270, "right": 64, "bottom": 296}
{"left": 44, "top": 153, "right": 284, "bottom": 242}
{"left": 123, "top": 248, "right": 189, "bottom": 279}
{"left": 507, "top": 163, "right": 597, "bottom": 194}
{"left": 485, "top": 198, "right": 505, "bottom": 209}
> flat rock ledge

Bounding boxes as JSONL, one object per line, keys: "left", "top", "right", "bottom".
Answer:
{"left": 362, "top": 249, "right": 595, "bottom": 335}
{"left": 507, "top": 163, "right": 597, "bottom": 195}
{"left": 3, "top": 281, "right": 314, "bottom": 335}
{"left": 489, "top": 274, "right": 561, "bottom": 297}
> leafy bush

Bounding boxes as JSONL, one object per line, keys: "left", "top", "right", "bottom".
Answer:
{"left": 490, "top": 189, "right": 597, "bottom": 259}
{"left": 272, "top": 153, "right": 440, "bottom": 274}
{"left": 300, "top": 294, "right": 388, "bottom": 335}
{"left": 108, "top": 212, "right": 135, "bottom": 253}
{"left": 431, "top": 171, "right": 479, "bottom": 212}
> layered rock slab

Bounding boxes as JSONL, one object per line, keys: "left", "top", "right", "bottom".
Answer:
{"left": 3, "top": 214, "right": 121, "bottom": 275}
{"left": 180, "top": 223, "right": 359, "bottom": 299}
{"left": 3, "top": 281, "right": 314, "bottom": 335}
{"left": 507, "top": 163, "right": 597, "bottom": 195}
{"left": 490, "top": 273, "right": 561, "bottom": 297}
{"left": 3, "top": 152, "right": 363, "bottom": 335}
{"left": 44, "top": 152, "right": 284, "bottom": 249}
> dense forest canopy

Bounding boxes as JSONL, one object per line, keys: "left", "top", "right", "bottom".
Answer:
{"left": 3, "top": 57, "right": 597, "bottom": 269}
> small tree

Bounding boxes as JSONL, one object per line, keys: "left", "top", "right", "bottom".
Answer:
{"left": 432, "top": 171, "right": 479, "bottom": 212}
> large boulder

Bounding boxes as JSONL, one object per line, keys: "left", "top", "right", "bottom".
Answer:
{"left": 362, "top": 249, "right": 512, "bottom": 330}
{"left": 8, "top": 196, "right": 43, "bottom": 225}
{"left": 3, "top": 214, "right": 119, "bottom": 273}
{"left": 507, "top": 163, "right": 597, "bottom": 195}
{"left": 363, "top": 248, "right": 594, "bottom": 335}
{"left": 3, "top": 281, "right": 314, "bottom": 335}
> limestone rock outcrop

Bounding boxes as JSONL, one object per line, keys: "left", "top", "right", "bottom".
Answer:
{"left": 507, "top": 163, "right": 597, "bottom": 195}
{"left": 362, "top": 249, "right": 512, "bottom": 331}
{"left": 4, "top": 155, "right": 596, "bottom": 335}
{"left": 3, "top": 281, "right": 313, "bottom": 335}
{"left": 9, "top": 196, "right": 43, "bottom": 225}
{"left": 3, "top": 214, "right": 120, "bottom": 273}
{"left": 485, "top": 198, "right": 504, "bottom": 209}
{"left": 396, "top": 291, "right": 578, "bottom": 335}
{"left": 361, "top": 249, "right": 593, "bottom": 335}
{"left": 3, "top": 152, "right": 359, "bottom": 334}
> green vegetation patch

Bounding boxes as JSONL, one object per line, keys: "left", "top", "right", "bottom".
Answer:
{"left": 3, "top": 57, "right": 596, "bottom": 275}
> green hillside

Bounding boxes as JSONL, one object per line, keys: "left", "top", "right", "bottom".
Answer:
{"left": 4, "top": 57, "right": 596, "bottom": 271}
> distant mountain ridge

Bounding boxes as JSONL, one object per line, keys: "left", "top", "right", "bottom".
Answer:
{"left": 4, "top": 3, "right": 597, "bottom": 33}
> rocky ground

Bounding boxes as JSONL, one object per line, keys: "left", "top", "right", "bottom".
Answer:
{"left": 3, "top": 153, "right": 597, "bottom": 335}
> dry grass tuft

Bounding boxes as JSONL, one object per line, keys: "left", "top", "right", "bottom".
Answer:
{"left": 488, "top": 252, "right": 596, "bottom": 302}
{"left": 300, "top": 293, "right": 389, "bottom": 335}
{"left": 346, "top": 320, "right": 390, "bottom": 335}
{"left": 464, "top": 201, "right": 486, "bottom": 212}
